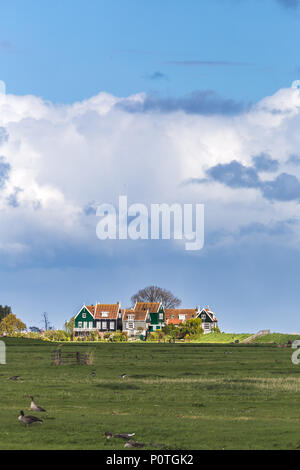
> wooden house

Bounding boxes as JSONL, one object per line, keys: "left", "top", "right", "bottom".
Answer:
{"left": 122, "top": 308, "right": 150, "bottom": 338}
{"left": 165, "top": 307, "right": 218, "bottom": 334}
{"left": 134, "top": 302, "right": 165, "bottom": 332}
{"left": 74, "top": 302, "right": 122, "bottom": 337}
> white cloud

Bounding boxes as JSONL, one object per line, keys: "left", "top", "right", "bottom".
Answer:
{"left": 0, "top": 85, "right": 300, "bottom": 265}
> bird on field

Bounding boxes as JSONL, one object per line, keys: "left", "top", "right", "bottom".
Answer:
{"left": 104, "top": 431, "right": 135, "bottom": 441}
{"left": 9, "top": 375, "right": 21, "bottom": 380}
{"left": 124, "top": 440, "right": 145, "bottom": 448}
{"left": 119, "top": 373, "right": 127, "bottom": 379}
{"left": 29, "top": 395, "right": 47, "bottom": 412}
{"left": 18, "top": 410, "right": 43, "bottom": 426}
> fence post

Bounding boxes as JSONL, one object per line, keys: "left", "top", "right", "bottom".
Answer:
{"left": 76, "top": 351, "right": 80, "bottom": 365}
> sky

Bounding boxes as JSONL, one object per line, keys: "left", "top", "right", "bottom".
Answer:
{"left": 0, "top": 0, "right": 300, "bottom": 332}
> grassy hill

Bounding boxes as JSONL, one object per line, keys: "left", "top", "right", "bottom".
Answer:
{"left": 1, "top": 337, "right": 300, "bottom": 450}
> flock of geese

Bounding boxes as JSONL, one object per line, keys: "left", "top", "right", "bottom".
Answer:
{"left": 16, "top": 371, "right": 152, "bottom": 449}
{"left": 17, "top": 395, "right": 147, "bottom": 448}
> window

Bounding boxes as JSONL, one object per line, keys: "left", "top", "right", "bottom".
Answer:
{"left": 89, "top": 322, "right": 93, "bottom": 329}
{"left": 201, "top": 314, "right": 206, "bottom": 320}
{"left": 102, "top": 321, "right": 107, "bottom": 330}
{"left": 101, "top": 312, "right": 109, "bottom": 318}
{"left": 110, "top": 322, "right": 114, "bottom": 330}
{"left": 128, "top": 321, "right": 134, "bottom": 329}
{"left": 128, "top": 314, "right": 134, "bottom": 321}
{"left": 82, "top": 312, "right": 86, "bottom": 319}
{"left": 159, "top": 313, "right": 163, "bottom": 320}
{"left": 78, "top": 322, "right": 82, "bottom": 328}
{"left": 171, "top": 314, "right": 175, "bottom": 319}
{"left": 96, "top": 321, "right": 100, "bottom": 329}
{"left": 83, "top": 322, "right": 87, "bottom": 329}
{"left": 179, "top": 314, "right": 186, "bottom": 321}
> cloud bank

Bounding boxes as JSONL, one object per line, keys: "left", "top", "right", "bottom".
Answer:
{"left": 0, "top": 85, "right": 300, "bottom": 267}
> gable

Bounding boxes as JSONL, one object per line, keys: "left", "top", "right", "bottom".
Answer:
{"left": 75, "top": 306, "right": 94, "bottom": 324}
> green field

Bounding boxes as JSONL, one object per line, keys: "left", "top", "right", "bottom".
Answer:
{"left": 1, "top": 337, "right": 300, "bottom": 450}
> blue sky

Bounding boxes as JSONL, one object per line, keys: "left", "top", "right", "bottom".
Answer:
{"left": 1, "top": 0, "right": 300, "bottom": 103}
{"left": 0, "top": 0, "right": 300, "bottom": 332}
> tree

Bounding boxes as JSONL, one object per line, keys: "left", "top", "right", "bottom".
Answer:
{"left": 131, "top": 286, "right": 181, "bottom": 308}
{"left": 0, "top": 305, "right": 12, "bottom": 323}
{"left": 0, "top": 314, "right": 26, "bottom": 335}
{"left": 64, "top": 316, "right": 75, "bottom": 334}
{"left": 42, "top": 312, "right": 53, "bottom": 330}
{"left": 29, "top": 326, "right": 42, "bottom": 333}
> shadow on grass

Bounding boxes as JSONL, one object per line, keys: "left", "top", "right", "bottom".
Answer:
{"left": 96, "top": 383, "right": 140, "bottom": 390}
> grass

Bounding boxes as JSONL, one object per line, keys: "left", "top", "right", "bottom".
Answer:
{"left": 1, "top": 337, "right": 300, "bottom": 450}
{"left": 192, "top": 332, "right": 251, "bottom": 343}
{"left": 253, "top": 333, "right": 300, "bottom": 344}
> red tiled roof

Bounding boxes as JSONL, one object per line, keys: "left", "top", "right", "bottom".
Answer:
{"left": 165, "top": 308, "right": 198, "bottom": 323}
{"left": 123, "top": 309, "right": 149, "bottom": 321}
{"left": 94, "top": 303, "right": 120, "bottom": 319}
{"left": 134, "top": 302, "right": 160, "bottom": 312}
{"left": 86, "top": 305, "right": 95, "bottom": 316}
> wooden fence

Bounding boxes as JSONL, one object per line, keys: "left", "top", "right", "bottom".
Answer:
{"left": 51, "top": 349, "right": 92, "bottom": 366}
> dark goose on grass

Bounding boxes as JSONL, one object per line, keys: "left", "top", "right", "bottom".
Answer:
{"left": 18, "top": 410, "right": 43, "bottom": 426}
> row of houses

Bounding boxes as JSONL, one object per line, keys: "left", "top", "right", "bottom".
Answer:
{"left": 73, "top": 301, "right": 218, "bottom": 338}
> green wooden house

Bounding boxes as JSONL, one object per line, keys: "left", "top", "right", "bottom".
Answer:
{"left": 134, "top": 302, "right": 165, "bottom": 332}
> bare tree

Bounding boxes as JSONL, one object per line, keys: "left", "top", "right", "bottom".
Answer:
{"left": 42, "top": 312, "right": 52, "bottom": 331}
{"left": 131, "top": 286, "right": 181, "bottom": 309}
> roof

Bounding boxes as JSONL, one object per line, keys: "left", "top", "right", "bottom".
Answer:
{"left": 134, "top": 302, "right": 160, "bottom": 312}
{"left": 123, "top": 309, "right": 149, "bottom": 321}
{"left": 200, "top": 308, "right": 218, "bottom": 322}
{"left": 94, "top": 303, "right": 121, "bottom": 319}
{"left": 86, "top": 305, "right": 95, "bottom": 316}
{"left": 165, "top": 308, "right": 198, "bottom": 324}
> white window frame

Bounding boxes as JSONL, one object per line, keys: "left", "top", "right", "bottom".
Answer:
{"left": 101, "top": 312, "right": 109, "bottom": 318}
{"left": 102, "top": 321, "right": 107, "bottom": 330}
{"left": 82, "top": 312, "right": 86, "bottom": 319}
{"left": 78, "top": 322, "right": 82, "bottom": 328}
{"left": 110, "top": 322, "right": 114, "bottom": 330}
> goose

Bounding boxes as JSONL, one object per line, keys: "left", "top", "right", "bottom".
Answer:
{"left": 9, "top": 375, "right": 21, "bottom": 380}
{"left": 91, "top": 370, "right": 96, "bottom": 377}
{"left": 124, "top": 440, "right": 145, "bottom": 448}
{"left": 119, "top": 373, "right": 127, "bottom": 379}
{"left": 104, "top": 431, "right": 135, "bottom": 440}
{"left": 29, "top": 395, "right": 47, "bottom": 412}
{"left": 18, "top": 410, "right": 43, "bottom": 426}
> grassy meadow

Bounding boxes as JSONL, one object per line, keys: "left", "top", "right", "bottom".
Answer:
{"left": 1, "top": 337, "right": 300, "bottom": 450}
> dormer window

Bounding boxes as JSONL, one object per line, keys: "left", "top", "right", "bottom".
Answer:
{"left": 101, "top": 312, "right": 109, "bottom": 318}
{"left": 179, "top": 314, "right": 186, "bottom": 321}
{"left": 128, "top": 314, "right": 134, "bottom": 321}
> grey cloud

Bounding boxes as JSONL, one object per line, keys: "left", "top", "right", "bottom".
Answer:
{"left": 0, "top": 156, "right": 10, "bottom": 187}
{"left": 83, "top": 201, "right": 98, "bottom": 216}
{"left": 7, "top": 187, "right": 22, "bottom": 208}
{"left": 252, "top": 153, "right": 279, "bottom": 172}
{"left": 0, "top": 128, "right": 9, "bottom": 145}
{"left": 287, "top": 154, "right": 300, "bottom": 165}
{"left": 262, "top": 173, "right": 300, "bottom": 201}
{"left": 191, "top": 158, "right": 300, "bottom": 202}
{"left": 118, "top": 90, "right": 248, "bottom": 116}
{"left": 207, "top": 160, "right": 260, "bottom": 188}
{"left": 144, "top": 71, "right": 168, "bottom": 81}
